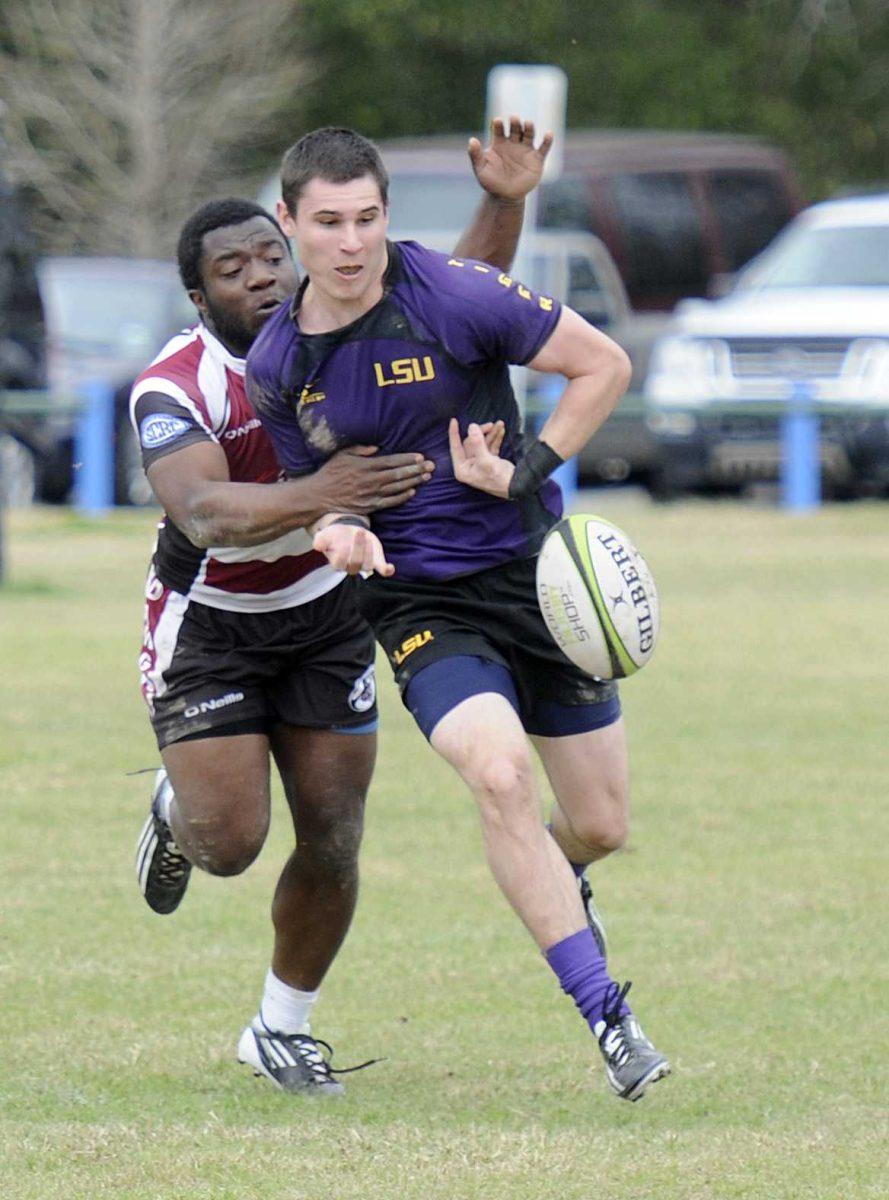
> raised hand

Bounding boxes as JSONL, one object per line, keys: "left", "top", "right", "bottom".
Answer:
{"left": 467, "top": 116, "right": 554, "bottom": 203}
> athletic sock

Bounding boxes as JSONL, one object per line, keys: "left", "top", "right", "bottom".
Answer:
{"left": 545, "top": 928, "right": 631, "bottom": 1030}
{"left": 257, "top": 969, "right": 319, "bottom": 1036}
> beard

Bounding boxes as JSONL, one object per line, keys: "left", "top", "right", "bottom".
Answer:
{"left": 203, "top": 295, "right": 257, "bottom": 359}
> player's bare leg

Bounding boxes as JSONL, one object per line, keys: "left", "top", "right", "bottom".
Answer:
{"left": 162, "top": 733, "right": 272, "bottom": 871}
{"left": 136, "top": 733, "right": 272, "bottom": 915}
{"left": 268, "top": 725, "right": 375, "bottom": 989}
{"left": 429, "top": 690, "right": 667, "bottom": 1100}
{"left": 533, "top": 718, "right": 630, "bottom": 867}
{"left": 533, "top": 718, "right": 630, "bottom": 955}
{"left": 532, "top": 719, "right": 669, "bottom": 1099}
{"left": 430, "top": 692, "right": 585, "bottom": 946}
{"left": 236, "top": 725, "right": 375, "bottom": 1097}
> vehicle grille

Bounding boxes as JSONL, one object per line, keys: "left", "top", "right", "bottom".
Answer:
{"left": 727, "top": 339, "right": 852, "bottom": 379}
{"left": 705, "top": 413, "right": 873, "bottom": 440}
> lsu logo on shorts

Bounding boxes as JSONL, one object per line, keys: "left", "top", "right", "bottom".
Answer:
{"left": 348, "top": 665, "right": 376, "bottom": 713}
{"left": 393, "top": 629, "right": 433, "bottom": 666}
{"left": 140, "top": 413, "right": 191, "bottom": 449}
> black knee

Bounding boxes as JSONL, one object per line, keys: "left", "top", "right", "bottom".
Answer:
{"left": 295, "top": 797, "right": 365, "bottom": 880}
{"left": 186, "top": 811, "right": 269, "bottom": 877}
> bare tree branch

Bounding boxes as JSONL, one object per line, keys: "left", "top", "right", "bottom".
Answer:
{"left": 0, "top": 0, "right": 308, "bottom": 255}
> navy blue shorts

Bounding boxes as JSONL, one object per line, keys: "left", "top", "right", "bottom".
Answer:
{"left": 358, "top": 556, "right": 620, "bottom": 741}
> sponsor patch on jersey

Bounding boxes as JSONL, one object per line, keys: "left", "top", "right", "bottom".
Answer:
{"left": 140, "top": 413, "right": 192, "bottom": 449}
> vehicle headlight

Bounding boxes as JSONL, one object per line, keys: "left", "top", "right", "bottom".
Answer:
{"left": 644, "top": 337, "right": 720, "bottom": 404}
{"left": 646, "top": 409, "right": 698, "bottom": 437}
{"left": 844, "top": 338, "right": 889, "bottom": 402}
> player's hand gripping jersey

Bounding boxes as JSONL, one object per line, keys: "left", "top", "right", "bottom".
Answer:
{"left": 130, "top": 324, "right": 341, "bottom": 611}
{"left": 246, "top": 242, "right": 564, "bottom": 581}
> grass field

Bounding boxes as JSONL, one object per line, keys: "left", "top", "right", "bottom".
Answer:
{"left": 1, "top": 499, "right": 887, "bottom": 1200}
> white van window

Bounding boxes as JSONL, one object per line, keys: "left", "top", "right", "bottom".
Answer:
{"left": 388, "top": 175, "right": 479, "bottom": 232}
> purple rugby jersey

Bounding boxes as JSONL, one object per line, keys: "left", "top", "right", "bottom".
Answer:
{"left": 246, "top": 240, "right": 564, "bottom": 581}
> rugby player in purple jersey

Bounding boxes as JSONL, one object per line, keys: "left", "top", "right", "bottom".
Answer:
{"left": 247, "top": 127, "right": 671, "bottom": 1101}
{"left": 131, "top": 117, "right": 551, "bottom": 1095}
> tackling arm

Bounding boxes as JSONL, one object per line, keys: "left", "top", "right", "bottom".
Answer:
{"left": 147, "top": 438, "right": 433, "bottom": 549}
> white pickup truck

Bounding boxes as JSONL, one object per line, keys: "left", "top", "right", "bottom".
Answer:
{"left": 644, "top": 194, "right": 889, "bottom": 497}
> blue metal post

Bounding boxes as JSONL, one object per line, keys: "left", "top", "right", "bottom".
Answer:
{"left": 535, "top": 373, "right": 578, "bottom": 509}
{"left": 74, "top": 379, "right": 115, "bottom": 513}
{"left": 781, "top": 380, "right": 820, "bottom": 511}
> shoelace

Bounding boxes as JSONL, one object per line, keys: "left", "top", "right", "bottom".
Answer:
{"left": 599, "top": 980, "right": 634, "bottom": 1066}
{"left": 265, "top": 1031, "right": 383, "bottom": 1079}
{"left": 156, "top": 833, "right": 189, "bottom": 884}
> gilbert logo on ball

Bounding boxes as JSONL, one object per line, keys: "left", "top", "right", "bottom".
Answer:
{"left": 536, "top": 514, "right": 660, "bottom": 680}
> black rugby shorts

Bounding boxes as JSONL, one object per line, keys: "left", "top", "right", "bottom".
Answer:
{"left": 141, "top": 577, "right": 377, "bottom": 749}
{"left": 357, "top": 555, "right": 618, "bottom": 721}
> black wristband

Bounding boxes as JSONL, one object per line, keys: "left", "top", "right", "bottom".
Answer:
{"left": 507, "top": 439, "right": 565, "bottom": 500}
{"left": 330, "top": 514, "right": 371, "bottom": 529}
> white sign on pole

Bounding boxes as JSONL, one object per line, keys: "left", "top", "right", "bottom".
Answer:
{"left": 485, "top": 64, "right": 567, "bottom": 180}
{"left": 485, "top": 65, "right": 568, "bottom": 421}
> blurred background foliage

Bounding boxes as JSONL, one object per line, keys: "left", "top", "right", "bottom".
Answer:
{"left": 1, "top": 0, "right": 888, "bottom": 255}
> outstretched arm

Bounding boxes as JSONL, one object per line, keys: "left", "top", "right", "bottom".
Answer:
{"left": 147, "top": 439, "right": 434, "bottom": 549}
{"left": 452, "top": 116, "right": 553, "bottom": 270}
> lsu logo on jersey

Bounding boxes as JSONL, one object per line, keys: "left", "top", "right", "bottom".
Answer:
{"left": 373, "top": 357, "right": 436, "bottom": 388}
{"left": 393, "top": 629, "right": 433, "bottom": 665}
{"left": 139, "top": 413, "right": 191, "bottom": 449}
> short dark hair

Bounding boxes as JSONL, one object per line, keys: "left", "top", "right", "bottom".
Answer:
{"left": 280, "top": 127, "right": 389, "bottom": 216}
{"left": 176, "top": 198, "right": 286, "bottom": 291}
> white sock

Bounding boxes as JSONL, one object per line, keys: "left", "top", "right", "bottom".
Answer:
{"left": 256, "top": 969, "right": 319, "bottom": 1036}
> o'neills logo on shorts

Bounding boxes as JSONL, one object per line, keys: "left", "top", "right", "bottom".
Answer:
{"left": 184, "top": 691, "right": 245, "bottom": 719}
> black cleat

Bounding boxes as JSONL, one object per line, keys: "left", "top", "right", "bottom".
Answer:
{"left": 238, "top": 1024, "right": 346, "bottom": 1096}
{"left": 135, "top": 769, "right": 191, "bottom": 915}
{"left": 579, "top": 874, "right": 608, "bottom": 958}
{"left": 594, "top": 981, "right": 671, "bottom": 1102}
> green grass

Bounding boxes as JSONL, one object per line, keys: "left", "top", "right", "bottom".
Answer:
{"left": 1, "top": 500, "right": 887, "bottom": 1199}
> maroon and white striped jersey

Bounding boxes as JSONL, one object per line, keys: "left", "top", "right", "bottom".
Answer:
{"left": 129, "top": 324, "right": 342, "bottom": 613}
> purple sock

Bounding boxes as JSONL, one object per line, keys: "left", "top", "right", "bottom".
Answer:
{"left": 545, "top": 928, "right": 631, "bottom": 1030}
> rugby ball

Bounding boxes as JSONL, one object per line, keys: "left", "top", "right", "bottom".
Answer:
{"left": 536, "top": 514, "right": 659, "bottom": 680}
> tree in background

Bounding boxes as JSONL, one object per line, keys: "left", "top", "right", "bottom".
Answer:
{"left": 0, "top": 0, "right": 306, "bottom": 256}
{"left": 295, "top": 0, "right": 889, "bottom": 200}
{"left": 2, "top": 0, "right": 888, "bottom": 254}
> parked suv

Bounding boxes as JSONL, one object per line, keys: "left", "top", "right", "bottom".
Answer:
{"left": 643, "top": 193, "right": 889, "bottom": 497}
